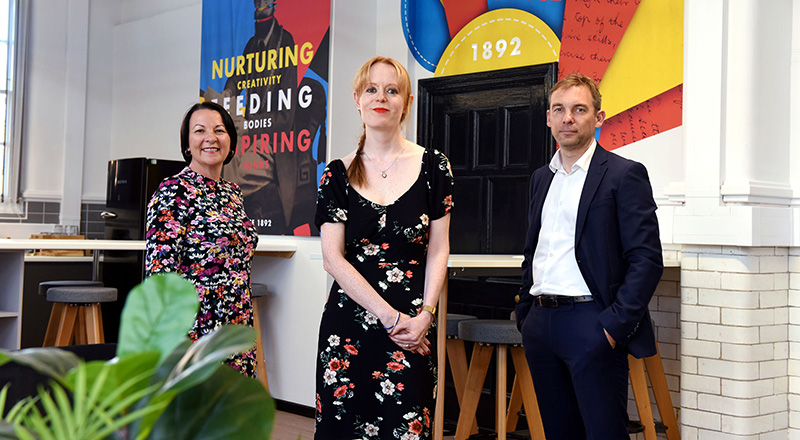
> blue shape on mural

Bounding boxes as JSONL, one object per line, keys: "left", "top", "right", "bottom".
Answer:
{"left": 487, "top": 0, "right": 565, "bottom": 38}
{"left": 401, "top": 0, "right": 451, "bottom": 72}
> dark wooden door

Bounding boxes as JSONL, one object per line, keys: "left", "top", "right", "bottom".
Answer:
{"left": 417, "top": 64, "right": 557, "bottom": 254}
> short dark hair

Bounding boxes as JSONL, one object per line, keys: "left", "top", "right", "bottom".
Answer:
{"left": 179, "top": 101, "right": 238, "bottom": 165}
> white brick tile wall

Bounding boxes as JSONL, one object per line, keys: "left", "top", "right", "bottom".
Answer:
{"left": 683, "top": 373, "right": 721, "bottom": 393}
{"left": 683, "top": 287, "right": 699, "bottom": 305}
{"left": 698, "top": 394, "right": 760, "bottom": 417}
{"left": 698, "top": 289, "right": 759, "bottom": 309}
{"left": 683, "top": 339, "right": 721, "bottom": 358}
{"left": 759, "top": 360, "right": 788, "bottom": 379}
{"left": 720, "top": 378, "right": 774, "bottom": 398}
{"left": 698, "top": 358, "right": 759, "bottom": 380}
{"left": 720, "top": 343, "right": 774, "bottom": 363}
{"left": 681, "top": 246, "right": 796, "bottom": 439}
{"left": 683, "top": 305, "right": 721, "bottom": 324}
{"left": 721, "top": 413, "right": 774, "bottom": 435}
{"left": 682, "top": 408, "right": 721, "bottom": 430}
{"left": 683, "top": 321, "right": 698, "bottom": 340}
{"left": 761, "top": 325, "right": 789, "bottom": 343}
{"left": 698, "top": 323, "right": 760, "bottom": 344}
{"left": 683, "top": 270, "right": 722, "bottom": 289}
{"left": 760, "top": 290, "right": 788, "bottom": 308}
{"left": 761, "top": 256, "right": 789, "bottom": 273}
{"left": 720, "top": 273, "right": 775, "bottom": 292}
{"left": 698, "top": 255, "right": 760, "bottom": 273}
{"left": 722, "top": 308, "right": 775, "bottom": 326}
{"left": 760, "top": 394, "right": 788, "bottom": 414}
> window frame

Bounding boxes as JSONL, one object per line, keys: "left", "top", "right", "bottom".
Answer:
{"left": 0, "top": 0, "right": 28, "bottom": 216}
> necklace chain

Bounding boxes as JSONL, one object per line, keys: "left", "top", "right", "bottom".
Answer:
{"left": 362, "top": 147, "right": 403, "bottom": 178}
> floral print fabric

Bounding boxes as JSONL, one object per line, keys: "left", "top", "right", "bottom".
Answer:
{"left": 144, "top": 166, "right": 259, "bottom": 376}
{"left": 314, "top": 149, "right": 454, "bottom": 439}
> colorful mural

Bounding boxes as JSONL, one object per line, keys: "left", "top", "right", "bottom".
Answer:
{"left": 401, "top": 0, "right": 684, "bottom": 150}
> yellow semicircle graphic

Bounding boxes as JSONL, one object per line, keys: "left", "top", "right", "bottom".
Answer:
{"left": 435, "top": 8, "right": 560, "bottom": 77}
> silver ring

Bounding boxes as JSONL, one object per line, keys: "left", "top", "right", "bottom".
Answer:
{"left": 406, "top": 344, "right": 411, "bottom": 348}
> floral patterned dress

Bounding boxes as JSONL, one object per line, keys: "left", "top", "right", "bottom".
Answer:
{"left": 314, "top": 149, "right": 454, "bottom": 440}
{"left": 144, "top": 166, "right": 259, "bottom": 376}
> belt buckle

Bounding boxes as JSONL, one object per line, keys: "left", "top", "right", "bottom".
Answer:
{"left": 537, "top": 295, "right": 559, "bottom": 308}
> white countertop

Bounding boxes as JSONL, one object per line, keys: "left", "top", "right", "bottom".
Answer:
{"left": 0, "top": 238, "right": 297, "bottom": 254}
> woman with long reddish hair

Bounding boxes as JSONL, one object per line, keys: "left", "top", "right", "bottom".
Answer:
{"left": 314, "top": 56, "right": 453, "bottom": 439}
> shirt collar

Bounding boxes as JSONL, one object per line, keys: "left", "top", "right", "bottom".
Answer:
{"left": 549, "top": 139, "right": 597, "bottom": 175}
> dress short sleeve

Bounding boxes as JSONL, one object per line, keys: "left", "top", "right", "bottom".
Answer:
{"left": 425, "top": 149, "right": 454, "bottom": 220}
{"left": 315, "top": 159, "right": 349, "bottom": 230}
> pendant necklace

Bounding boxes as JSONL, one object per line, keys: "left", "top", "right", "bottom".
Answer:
{"left": 362, "top": 146, "right": 403, "bottom": 178}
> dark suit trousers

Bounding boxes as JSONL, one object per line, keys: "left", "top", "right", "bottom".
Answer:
{"left": 521, "top": 300, "right": 630, "bottom": 440}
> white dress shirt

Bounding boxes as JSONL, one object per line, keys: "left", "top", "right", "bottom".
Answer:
{"left": 530, "top": 141, "right": 596, "bottom": 297}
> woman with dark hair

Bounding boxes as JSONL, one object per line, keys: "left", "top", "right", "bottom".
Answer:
{"left": 314, "top": 56, "right": 453, "bottom": 439}
{"left": 145, "top": 101, "right": 259, "bottom": 376}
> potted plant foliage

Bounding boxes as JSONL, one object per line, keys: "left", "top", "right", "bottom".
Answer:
{"left": 0, "top": 273, "right": 275, "bottom": 439}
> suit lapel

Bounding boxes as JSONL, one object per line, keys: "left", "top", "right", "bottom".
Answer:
{"left": 532, "top": 170, "right": 555, "bottom": 235}
{"left": 575, "top": 146, "right": 608, "bottom": 245}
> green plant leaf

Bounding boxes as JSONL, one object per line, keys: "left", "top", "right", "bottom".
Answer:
{"left": 146, "top": 366, "right": 274, "bottom": 440}
{"left": 64, "top": 352, "right": 160, "bottom": 409}
{"left": 0, "top": 348, "right": 81, "bottom": 382}
{"left": 117, "top": 274, "right": 199, "bottom": 362}
{"left": 162, "top": 325, "right": 256, "bottom": 393}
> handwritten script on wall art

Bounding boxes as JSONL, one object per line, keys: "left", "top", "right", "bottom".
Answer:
{"left": 558, "top": 0, "right": 640, "bottom": 82}
{"left": 599, "top": 84, "right": 682, "bottom": 150}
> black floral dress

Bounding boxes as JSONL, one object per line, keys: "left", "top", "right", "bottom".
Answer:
{"left": 314, "top": 149, "right": 454, "bottom": 440}
{"left": 144, "top": 167, "right": 259, "bottom": 376}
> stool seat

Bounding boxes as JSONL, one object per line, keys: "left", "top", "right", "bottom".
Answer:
{"left": 46, "top": 286, "right": 117, "bottom": 303}
{"left": 458, "top": 319, "right": 522, "bottom": 345}
{"left": 41, "top": 286, "right": 117, "bottom": 347}
{"left": 38, "top": 280, "right": 102, "bottom": 296}
{"left": 446, "top": 313, "right": 476, "bottom": 337}
{"left": 454, "top": 319, "right": 545, "bottom": 440}
{"left": 251, "top": 282, "right": 269, "bottom": 298}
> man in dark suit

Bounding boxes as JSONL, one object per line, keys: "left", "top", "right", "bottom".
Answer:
{"left": 515, "top": 73, "right": 663, "bottom": 439}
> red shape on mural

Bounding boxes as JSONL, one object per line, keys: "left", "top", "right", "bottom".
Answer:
{"left": 598, "top": 84, "right": 682, "bottom": 150}
{"left": 440, "top": 0, "right": 488, "bottom": 38}
{"left": 293, "top": 223, "right": 311, "bottom": 237}
{"left": 558, "top": 0, "right": 639, "bottom": 82}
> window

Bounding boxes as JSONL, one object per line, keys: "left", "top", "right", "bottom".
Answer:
{"left": 0, "top": 0, "right": 27, "bottom": 214}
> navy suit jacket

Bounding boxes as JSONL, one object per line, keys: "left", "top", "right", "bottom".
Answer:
{"left": 515, "top": 145, "right": 663, "bottom": 358}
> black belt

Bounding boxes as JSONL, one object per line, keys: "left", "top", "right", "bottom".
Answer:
{"left": 534, "top": 294, "right": 594, "bottom": 308}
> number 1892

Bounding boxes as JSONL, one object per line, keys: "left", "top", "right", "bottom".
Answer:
{"left": 472, "top": 37, "right": 522, "bottom": 61}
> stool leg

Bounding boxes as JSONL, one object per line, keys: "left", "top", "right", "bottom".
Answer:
{"left": 454, "top": 343, "right": 493, "bottom": 440}
{"left": 506, "top": 375, "right": 522, "bottom": 431}
{"left": 446, "top": 338, "right": 479, "bottom": 435}
{"left": 44, "top": 303, "right": 67, "bottom": 347}
{"left": 510, "top": 347, "right": 546, "bottom": 440}
{"left": 629, "top": 355, "right": 657, "bottom": 440}
{"left": 253, "top": 300, "right": 270, "bottom": 392}
{"left": 54, "top": 305, "right": 79, "bottom": 347}
{"left": 75, "top": 308, "right": 88, "bottom": 345}
{"left": 644, "top": 349, "right": 680, "bottom": 440}
{"left": 496, "top": 344, "right": 508, "bottom": 440}
{"left": 83, "top": 304, "right": 104, "bottom": 344}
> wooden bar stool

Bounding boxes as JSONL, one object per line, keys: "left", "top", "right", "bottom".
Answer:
{"left": 629, "top": 346, "right": 680, "bottom": 440}
{"left": 39, "top": 280, "right": 104, "bottom": 347}
{"left": 444, "top": 313, "right": 478, "bottom": 436}
{"left": 44, "top": 285, "right": 117, "bottom": 346}
{"left": 251, "top": 282, "right": 270, "bottom": 392}
{"left": 455, "top": 319, "right": 545, "bottom": 440}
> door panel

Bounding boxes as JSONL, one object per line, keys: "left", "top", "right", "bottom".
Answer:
{"left": 418, "top": 64, "right": 557, "bottom": 254}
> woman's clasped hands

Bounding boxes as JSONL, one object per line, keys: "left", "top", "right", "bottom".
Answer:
{"left": 388, "top": 312, "right": 434, "bottom": 355}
